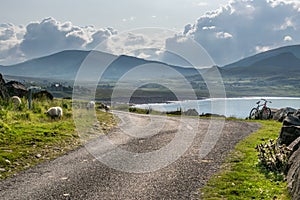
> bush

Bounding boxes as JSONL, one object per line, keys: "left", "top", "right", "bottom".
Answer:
{"left": 256, "top": 139, "right": 291, "bottom": 174}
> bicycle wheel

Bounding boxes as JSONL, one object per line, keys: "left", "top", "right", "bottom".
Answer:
{"left": 249, "top": 108, "right": 259, "bottom": 119}
{"left": 261, "top": 107, "right": 272, "bottom": 120}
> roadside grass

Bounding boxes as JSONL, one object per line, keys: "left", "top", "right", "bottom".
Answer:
{"left": 0, "top": 99, "right": 115, "bottom": 179}
{"left": 201, "top": 120, "right": 291, "bottom": 200}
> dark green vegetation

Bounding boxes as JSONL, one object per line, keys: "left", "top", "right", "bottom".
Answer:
{"left": 201, "top": 120, "right": 290, "bottom": 199}
{"left": 0, "top": 98, "right": 116, "bottom": 179}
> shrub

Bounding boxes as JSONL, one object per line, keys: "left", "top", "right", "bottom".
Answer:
{"left": 256, "top": 139, "right": 291, "bottom": 174}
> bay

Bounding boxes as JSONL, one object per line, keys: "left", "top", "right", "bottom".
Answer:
{"left": 134, "top": 97, "right": 300, "bottom": 119}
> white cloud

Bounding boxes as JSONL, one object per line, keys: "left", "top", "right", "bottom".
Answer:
{"left": 99, "top": 30, "right": 171, "bottom": 61}
{"left": 19, "top": 17, "right": 117, "bottom": 58}
{"left": 197, "top": 2, "right": 208, "bottom": 7}
{"left": 202, "top": 26, "right": 216, "bottom": 30}
{"left": 284, "top": 35, "right": 293, "bottom": 41}
{"left": 0, "top": 23, "right": 25, "bottom": 64}
{"left": 216, "top": 31, "right": 233, "bottom": 39}
{"left": 255, "top": 45, "right": 272, "bottom": 53}
{"left": 0, "top": 17, "right": 117, "bottom": 64}
{"left": 182, "top": 0, "right": 300, "bottom": 65}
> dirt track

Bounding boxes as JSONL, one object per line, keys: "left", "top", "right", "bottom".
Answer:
{"left": 0, "top": 111, "right": 260, "bottom": 199}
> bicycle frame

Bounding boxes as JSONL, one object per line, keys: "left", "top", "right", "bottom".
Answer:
{"left": 256, "top": 99, "right": 271, "bottom": 110}
{"left": 249, "top": 98, "right": 272, "bottom": 120}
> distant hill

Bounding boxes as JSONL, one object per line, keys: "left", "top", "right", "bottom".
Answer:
{"left": 222, "top": 45, "right": 300, "bottom": 77}
{"left": 0, "top": 50, "right": 114, "bottom": 80}
{"left": 0, "top": 50, "right": 199, "bottom": 81}
{"left": 223, "top": 44, "right": 300, "bottom": 69}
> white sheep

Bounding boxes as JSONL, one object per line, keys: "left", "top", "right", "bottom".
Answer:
{"left": 86, "top": 101, "right": 95, "bottom": 110}
{"left": 11, "top": 96, "right": 22, "bottom": 107}
{"left": 46, "top": 106, "right": 63, "bottom": 119}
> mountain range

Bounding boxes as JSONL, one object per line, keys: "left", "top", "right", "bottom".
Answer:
{"left": 0, "top": 44, "right": 300, "bottom": 81}
{"left": 0, "top": 50, "right": 199, "bottom": 81}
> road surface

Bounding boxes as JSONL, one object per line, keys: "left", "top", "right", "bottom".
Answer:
{"left": 0, "top": 111, "right": 259, "bottom": 199}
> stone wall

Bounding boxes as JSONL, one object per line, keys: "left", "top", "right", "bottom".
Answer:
{"left": 278, "top": 110, "right": 300, "bottom": 199}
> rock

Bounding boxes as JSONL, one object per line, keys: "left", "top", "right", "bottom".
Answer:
{"left": 199, "top": 113, "right": 226, "bottom": 118}
{"left": 287, "top": 147, "right": 300, "bottom": 199}
{"left": 287, "top": 136, "right": 300, "bottom": 152}
{"left": 35, "top": 154, "right": 42, "bottom": 158}
{"left": 0, "top": 168, "right": 6, "bottom": 172}
{"left": 0, "top": 73, "right": 9, "bottom": 100}
{"left": 183, "top": 109, "right": 199, "bottom": 116}
{"left": 273, "top": 107, "right": 297, "bottom": 122}
{"left": 283, "top": 116, "right": 300, "bottom": 127}
{"left": 278, "top": 126, "right": 300, "bottom": 146}
{"left": 4, "top": 159, "right": 11, "bottom": 164}
{"left": 278, "top": 111, "right": 300, "bottom": 145}
{"left": 33, "top": 90, "right": 54, "bottom": 100}
{"left": 4, "top": 81, "right": 28, "bottom": 98}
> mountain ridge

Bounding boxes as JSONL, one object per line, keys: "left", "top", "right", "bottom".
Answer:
{"left": 223, "top": 44, "right": 300, "bottom": 69}
{"left": 0, "top": 50, "right": 199, "bottom": 81}
{"left": 1, "top": 44, "right": 300, "bottom": 81}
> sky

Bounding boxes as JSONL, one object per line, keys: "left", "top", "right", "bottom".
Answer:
{"left": 1, "top": 0, "right": 300, "bottom": 66}
{"left": 0, "top": 0, "right": 227, "bottom": 31}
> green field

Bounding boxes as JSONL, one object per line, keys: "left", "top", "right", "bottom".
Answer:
{"left": 0, "top": 98, "right": 116, "bottom": 179}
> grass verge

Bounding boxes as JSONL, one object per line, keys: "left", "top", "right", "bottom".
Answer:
{"left": 0, "top": 98, "right": 116, "bottom": 179}
{"left": 201, "top": 120, "right": 291, "bottom": 199}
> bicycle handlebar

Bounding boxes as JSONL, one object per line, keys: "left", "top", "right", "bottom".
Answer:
{"left": 260, "top": 98, "right": 272, "bottom": 103}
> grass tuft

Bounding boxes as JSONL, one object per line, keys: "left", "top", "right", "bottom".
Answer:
{"left": 201, "top": 120, "right": 291, "bottom": 199}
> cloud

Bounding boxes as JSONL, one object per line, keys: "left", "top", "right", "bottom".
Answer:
{"left": 216, "top": 31, "right": 233, "bottom": 39}
{"left": 181, "top": 0, "right": 300, "bottom": 65}
{"left": 0, "top": 23, "right": 25, "bottom": 64}
{"left": 19, "top": 17, "right": 117, "bottom": 59}
{"left": 255, "top": 45, "right": 272, "bottom": 53}
{"left": 0, "top": 17, "right": 118, "bottom": 64}
{"left": 197, "top": 2, "right": 208, "bottom": 7}
{"left": 99, "top": 30, "right": 171, "bottom": 61}
{"left": 284, "top": 35, "right": 293, "bottom": 41}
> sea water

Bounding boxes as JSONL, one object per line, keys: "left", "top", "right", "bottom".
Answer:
{"left": 134, "top": 97, "right": 300, "bottom": 119}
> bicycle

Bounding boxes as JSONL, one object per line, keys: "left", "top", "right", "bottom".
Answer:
{"left": 249, "top": 98, "right": 272, "bottom": 120}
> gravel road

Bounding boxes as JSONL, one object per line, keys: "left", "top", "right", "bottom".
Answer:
{"left": 0, "top": 111, "right": 260, "bottom": 199}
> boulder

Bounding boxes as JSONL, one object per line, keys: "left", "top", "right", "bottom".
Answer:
{"left": 278, "top": 126, "right": 300, "bottom": 146}
{"left": 199, "top": 113, "right": 226, "bottom": 118}
{"left": 0, "top": 74, "right": 9, "bottom": 100}
{"left": 33, "top": 90, "right": 53, "bottom": 100}
{"left": 4, "top": 81, "right": 28, "bottom": 98}
{"left": 278, "top": 111, "right": 300, "bottom": 146}
{"left": 183, "top": 109, "right": 199, "bottom": 116}
{"left": 287, "top": 146, "right": 300, "bottom": 199}
{"left": 273, "top": 107, "right": 297, "bottom": 122}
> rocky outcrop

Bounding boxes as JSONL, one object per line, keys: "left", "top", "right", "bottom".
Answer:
{"left": 278, "top": 110, "right": 300, "bottom": 146}
{"left": 287, "top": 139, "right": 300, "bottom": 199}
{"left": 273, "top": 107, "right": 296, "bottom": 122}
{"left": 33, "top": 90, "right": 53, "bottom": 100}
{"left": 4, "top": 81, "right": 28, "bottom": 98}
{"left": 278, "top": 111, "right": 300, "bottom": 199}
{"left": 0, "top": 74, "right": 9, "bottom": 100}
{"left": 183, "top": 109, "right": 199, "bottom": 116}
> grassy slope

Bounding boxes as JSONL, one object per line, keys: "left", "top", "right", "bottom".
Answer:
{"left": 201, "top": 120, "right": 290, "bottom": 199}
{"left": 0, "top": 98, "right": 115, "bottom": 179}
